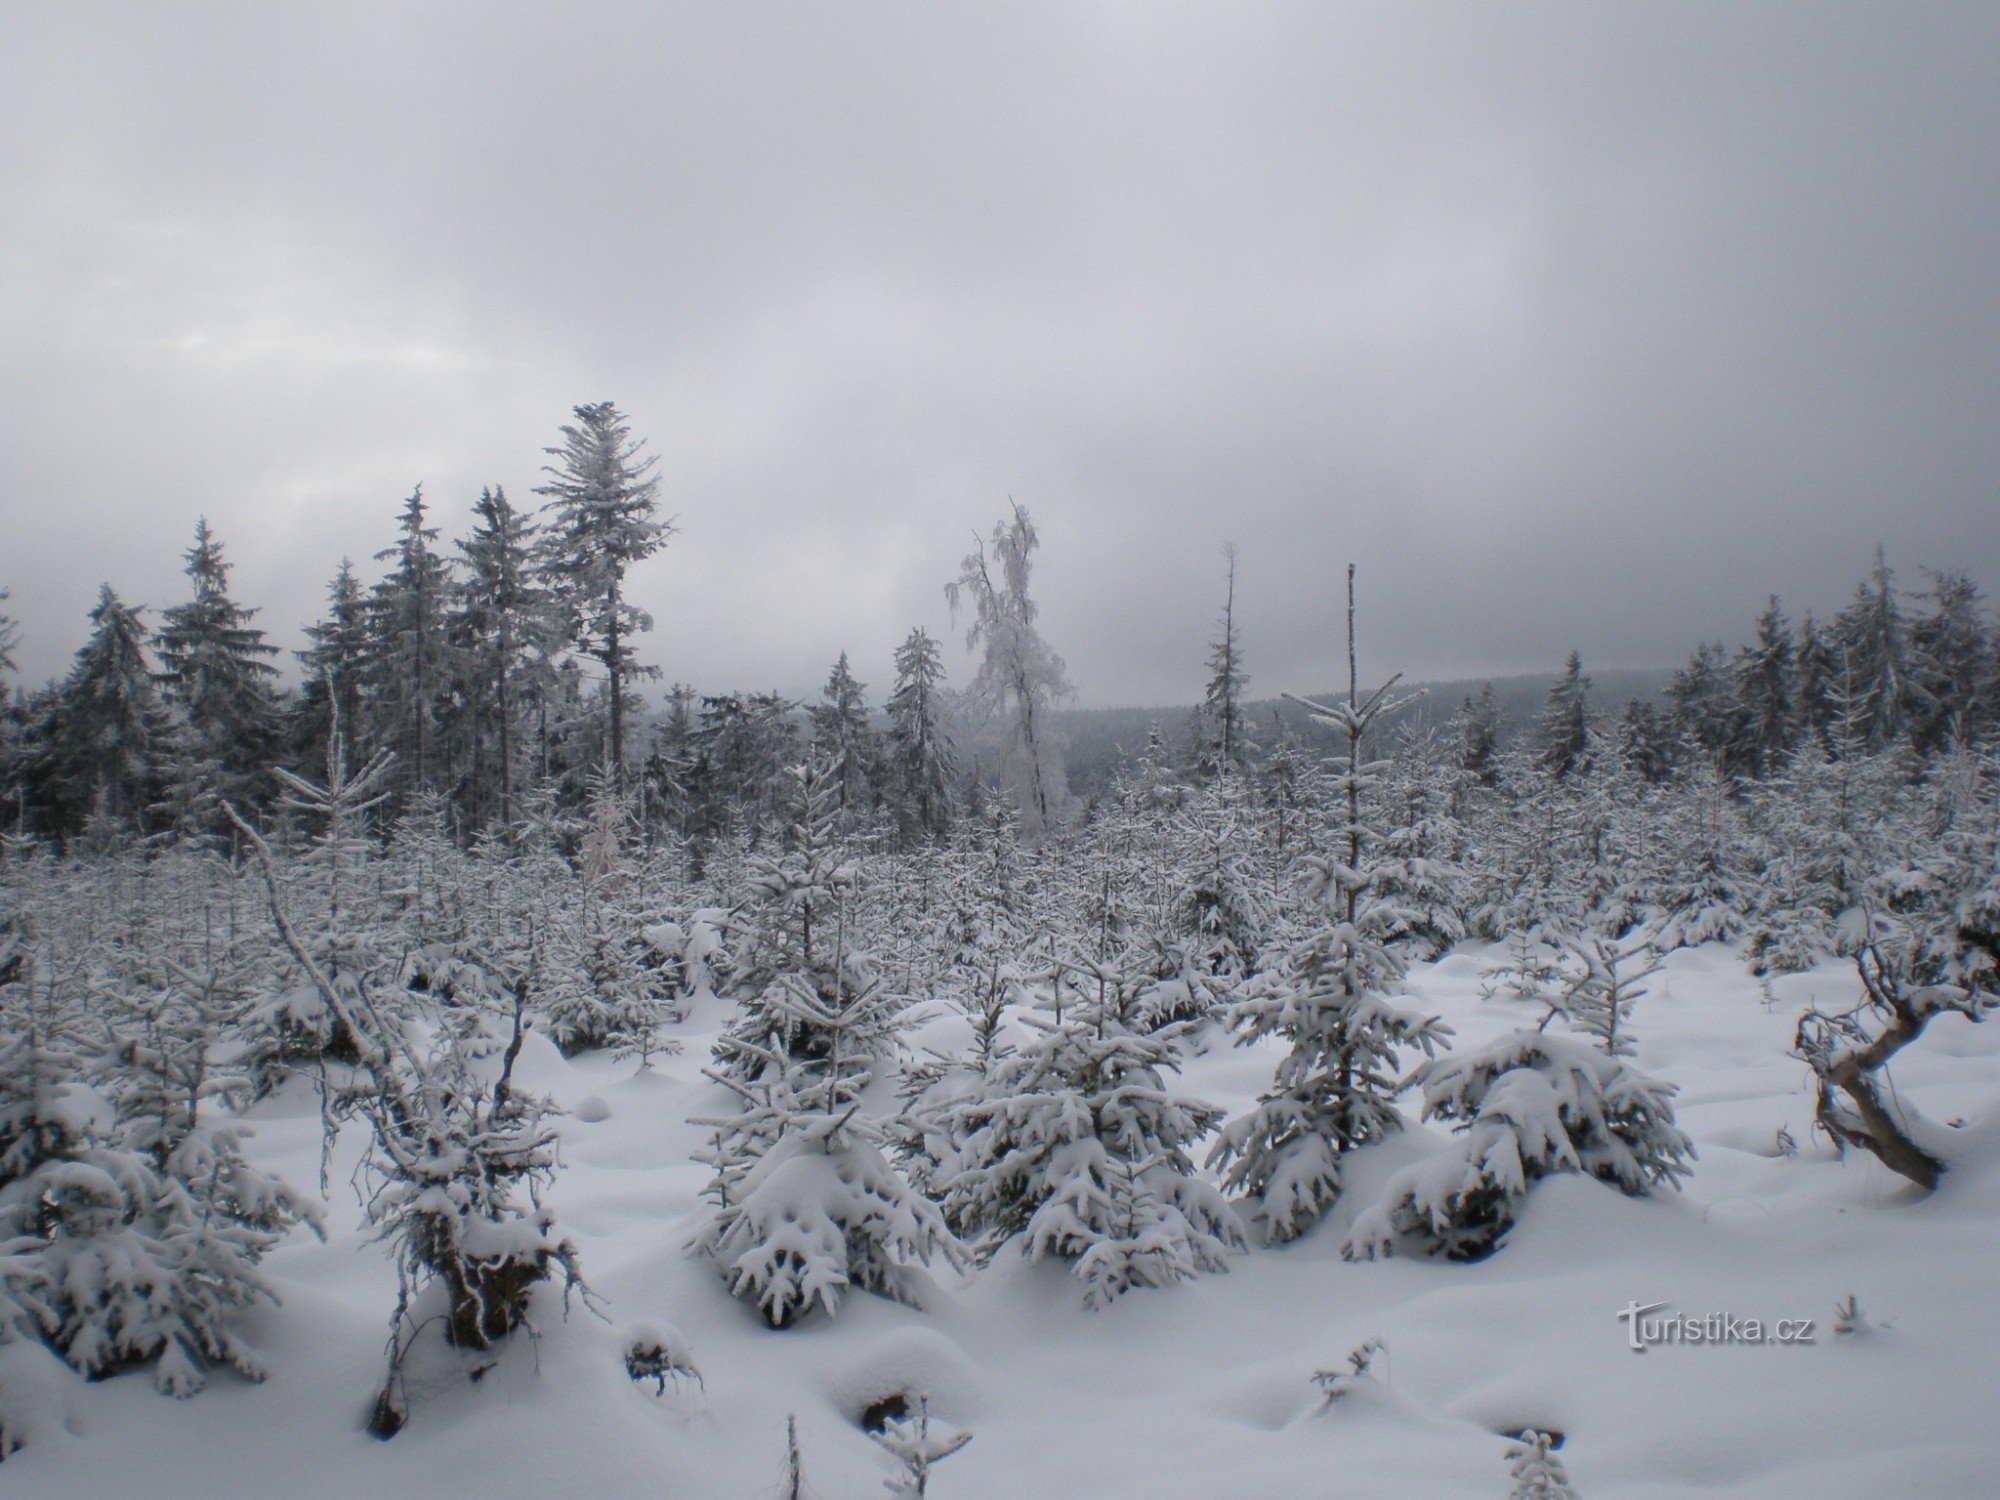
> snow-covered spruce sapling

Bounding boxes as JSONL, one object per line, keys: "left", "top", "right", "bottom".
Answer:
{"left": 0, "top": 923, "right": 318, "bottom": 1396}
{"left": 1505, "top": 1429, "right": 1578, "bottom": 1500}
{"left": 229, "top": 809, "right": 586, "bottom": 1435}
{"left": 1208, "top": 911, "right": 1449, "bottom": 1245}
{"left": 935, "top": 955, "right": 1243, "bottom": 1305}
{"left": 1554, "top": 927, "right": 1663, "bottom": 1059}
{"left": 239, "top": 724, "right": 393, "bottom": 1084}
{"left": 1479, "top": 931, "right": 1561, "bottom": 1006}
{"left": 1210, "top": 565, "right": 1451, "bottom": 1243}
{"left": 1344, "top": 1030, "right": 1694, "bottom": 1262}
{"left": 714, "top": 758, "right": 885, "bottom": 1085}
{"left": 690, "top": 1065, "right": 966, "bottom": 1327}
{"left": 872, "top": 1394, "right": 971, "bottom": 1498}
{"left": 539, "top": 901, "right": 676, "bottom": 1064}
{"left": 1312, "top": 1336, "right": 1386, "bottom": 1408}
{"left": 690, "top": 880, "right": 965, "bottom": 1327}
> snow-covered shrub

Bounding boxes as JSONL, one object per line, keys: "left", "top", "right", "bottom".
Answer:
{"left": 1345, "top": 1030, "right": 1694, "bottom": 1262}
{"left": 0, "top": 932, "right": 318, "bottom": 1396}
{"left": 1209, "top": 903, "right": 1450, "bottom": 1245}
{"left": 1505, "top": 1429, "right": 1577, "bottom": 1499}
{"left": 691, "top": 1098, "right": 965, "bottom": 1328}
{"left": 231, "top": 813, "right": 585, "bottom": 1435}
{"left": 642, "top": 907, "right": 734, "bottom": 999}
{"left": 871, "top": 1394, "right": 971, "bottom": 1498}
{"left": 692, "top": 841, "right": 963, "bottom": 1327}
{"left": 539, "top": 901, "right": 676, "bottom": 1063}
{"left": 935, "top": 968, "right": 1242, "bottom": 1306}
{"left": 623, "top": 1321, "right": 701, "bottom": 1395}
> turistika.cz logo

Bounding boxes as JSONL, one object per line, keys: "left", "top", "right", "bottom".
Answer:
{"left": 1616, "top": 1301, "right": 1817, "bottom": 1352}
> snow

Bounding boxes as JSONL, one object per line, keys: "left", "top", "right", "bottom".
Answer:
{"left": 5, "top": 940, "right": 1997, "bottom": 1497}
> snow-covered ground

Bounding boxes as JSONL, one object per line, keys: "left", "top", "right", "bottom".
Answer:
{"left": 7, "top": 942, "right": 1997, "bottom": 1498}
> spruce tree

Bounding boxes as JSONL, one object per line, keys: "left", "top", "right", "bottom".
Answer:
{"left": 1909, "top": 569, "right": 1990, "bottom": 751}
{"left": 1538, "top": 652, "right": 1593, "bottom": 781}
{"left": 153, "top": 519, "right": 281, "bottom": 813}
{"left": 451, "top": 486, "right": 559, "bottom": 830}
{"left": 692, "top": 765, "right": 961, "bottom": 1326}
{"left": 1730, "top": 596, "right": 1796, "bottom": 777}
{"left": 367, "top": 486, "right": 454, "bottom": 806}
{"left": 808, "top": 651, "right": 875, "bottom": 818}
{"left": 1453, "top": 684, "right": 1501, "bottom": 786}
{"left": 0, "top": 587, "right": 17, "bottom": 682}
{"left": 1345, "top": 1028, "right": 1693, "bottom": 1261}
{"left": 295, "top": 559, "right": 372, "bottom": 772}
{"left": 1793, "top": 611, "right": 1837, "bottom": 751}
{"left": 534, "top": 402, "right": 674, "bottom": 781}
{"left": 887, "top": 627, "right": 956, "bottom": 845}
{"left": 1209, "top": 566, "right": 1450, "bottom": 1243}
{"left": 934, "top": 956, "right": 1242, "bottom": 1304}
{"left": 57, "top": 586, "right": 171, "bottom": 835}
{"left": 1196, "top": 543, "right": 1251, "bottom": 774}
{"left": 1833, "top": 548, "right": 1931, "bottom": 752}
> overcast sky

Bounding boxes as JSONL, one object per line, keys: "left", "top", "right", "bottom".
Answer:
{"left": 3, "top": 2, "right": 1995, "bottom": 708}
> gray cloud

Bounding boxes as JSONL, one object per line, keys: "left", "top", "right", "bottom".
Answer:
{"left": 3, "top": 2, "right": 1995, "bottom": 706}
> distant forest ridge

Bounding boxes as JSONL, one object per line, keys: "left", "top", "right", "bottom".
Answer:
{"left": 1018, "top": 668, "right": 1676, "bottom": 795}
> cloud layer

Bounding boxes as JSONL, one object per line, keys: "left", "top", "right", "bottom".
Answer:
{"left": 3, "top": 3, "right": 1995, "bottom": 705}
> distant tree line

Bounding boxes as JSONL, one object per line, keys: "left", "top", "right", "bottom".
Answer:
{"left": 2, "top": 402, "right": 1996, "bottom": 860}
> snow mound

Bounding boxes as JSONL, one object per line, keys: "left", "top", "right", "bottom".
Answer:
{"left": 825, "top": 1327, "right": 985, "bottom": 1429}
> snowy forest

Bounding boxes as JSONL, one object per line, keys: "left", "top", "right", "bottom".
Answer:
{"left": 1, "top": 403, "right": 1997, "bottom": 1497}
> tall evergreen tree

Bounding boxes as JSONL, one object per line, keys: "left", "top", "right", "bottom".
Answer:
{"left": 57, "top": 586, "right": 171, "bottom": 833}
{"left": 0, "top": 588, "right": 19, "bottom": 831}
{"left": 1730, "top": 596, "right": 1796, "bottom": 777}
{"left": 1909, "top": 569, "right": 1990, "bottom": 751}
{"left": 1665, "top": 641, "right": 1734, "bottom": 763}
{"left": 1832, "top": 548, "right": 1931, "bottom": 752}
{"left": 1793, "top": 610, "right": 1837, "bottom": 752}
{"left": 367, "top": 487, "right": 453, "bottom": 804}
{"left": 451, "top": 486, "right": 558, "bottom": 830}
{"left": 153, "top": 518, "right": 281, "bottom": 808}
{"left": 1614, "top": 698, "right": 1674, "bottom": 785}
{"left": 886, "top": 627, "right": 956, "bottom": 845}
{"left": 534, "top": 402, "right": 674, "bottom": 782}
{"left": 808, "top": 651, "right": 874, "bottom": 818}
{"left": 0, "top": 587, "right": 17, "bottom": 682}
{"left": 1196, "top": 544, "right": 1251, "bottom": 774}
{"left": 1453, "top": 684, "right": 1501, "bottom": 786}
{"left": 296, "top": 559, "right": 372, "bottom": 773}
{"left": 1538, "top": 652, "right": 1593, "bottom": 781}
